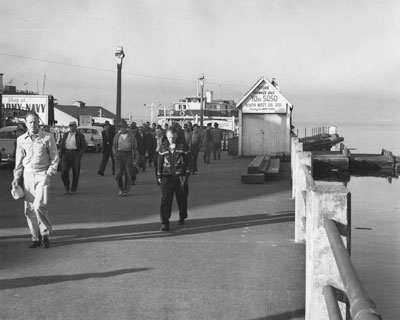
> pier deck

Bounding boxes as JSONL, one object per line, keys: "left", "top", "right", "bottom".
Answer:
{"left": 0, "top": 152, "right": 304, "bottom": 320}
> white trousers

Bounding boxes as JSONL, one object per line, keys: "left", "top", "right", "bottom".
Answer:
{"left": 23, "top": 170, "right": 52, "bottom": 241}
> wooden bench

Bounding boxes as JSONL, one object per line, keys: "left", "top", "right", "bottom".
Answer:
{"left": 247, "top": 155, "right": 266, "bottom": 174}
{"left": 266, "top": 158, "right": 280, "bottom": 176}
{"left": 241, "top": 155, "right": 266, "bottom": 184}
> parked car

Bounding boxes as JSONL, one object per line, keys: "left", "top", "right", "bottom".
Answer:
{"left": 77, "top": 126, "right": 103, "bottom": 152}
{"left": 0, "top": 126, "right": 18, "bottom": 165}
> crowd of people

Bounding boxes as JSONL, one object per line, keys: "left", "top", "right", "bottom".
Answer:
{"left": 11, "top": 113, "right": 225, "bottom": 248}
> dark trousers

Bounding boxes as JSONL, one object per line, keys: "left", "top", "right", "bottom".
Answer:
{"left": 147, "top": 151, "right": 154, "bottom": 167}
{"left": 160, "top": 175, "right": 189, "bottom": 225}
{"left": 61, "top": 150, "right": 81, "bottom": 191}
{"left": 191, "top": 145, "right": 200, "bottom": 173}
{"left": 115, "top": 151, "right": 132, "bottom": 192}
{"left": 213, "top": 142, "right": 221, "bottom": 160}
{"left": 98, "top": 147, "right": 115, "bottom": 174}
{"left": 153, "top": 154, "right": 159, "bottom": 180}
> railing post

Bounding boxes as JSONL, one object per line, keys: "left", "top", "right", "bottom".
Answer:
{"left": 305, "top": 185, "right": 350, "bottom": 320}
{"left": 294, "top": 152, "right": 312, "bottom": 243}
{"left": 291, "top": 138, "right": 303, "bottom": 199}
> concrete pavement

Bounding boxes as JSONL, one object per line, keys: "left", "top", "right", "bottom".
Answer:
{"left": 0, "top": 151, "right": 305, "bottom": 320}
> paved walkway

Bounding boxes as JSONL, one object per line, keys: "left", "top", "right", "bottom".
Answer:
{"left": 0, "top": 152, "right": 305, "bottom": 320}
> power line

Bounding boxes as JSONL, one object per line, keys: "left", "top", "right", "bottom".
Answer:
{"left": 0, "top": 51, "right": 249, "bottom": 89}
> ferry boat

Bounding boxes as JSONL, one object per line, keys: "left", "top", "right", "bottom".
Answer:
{"left": 157, "top": 95, "right": 238, "bottom": 133}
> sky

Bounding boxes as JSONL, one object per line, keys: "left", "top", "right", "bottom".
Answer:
{"left": 1, "top": 0, "right": 399, "bottom": 124}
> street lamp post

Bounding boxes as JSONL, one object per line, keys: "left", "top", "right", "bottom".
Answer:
{"left": 115, "top": 46, "right": 125, "bottom": 124}
{"left": 198, "top": 74, "right": 205, "bottom": 128}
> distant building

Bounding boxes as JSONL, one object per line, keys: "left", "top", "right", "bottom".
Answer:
{"left": 236, "top": 77, "right": 294, "bottom": 156}
{"left": 54, "top": 101, "right": 116, "bottom": 126}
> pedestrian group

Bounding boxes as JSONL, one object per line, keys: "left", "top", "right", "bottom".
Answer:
{"left": 12, "top": 112, "right": 224, "bottom": 248}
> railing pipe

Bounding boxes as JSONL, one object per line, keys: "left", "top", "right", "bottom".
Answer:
{"left": 323, "top": 286, "right": 343, "bottom": 320}
{"left": 324, "top": 219, "right": 382, "bottom": 320}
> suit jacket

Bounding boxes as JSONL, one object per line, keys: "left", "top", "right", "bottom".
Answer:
{"left": 59, "top": 131, "right": 87, "bottom": 158}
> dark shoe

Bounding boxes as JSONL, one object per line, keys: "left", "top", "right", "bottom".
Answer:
{"left": 112, "top": 171, "right": 115, "bottom": 175}
{"left": 29, "top": 240, "right": 41, "bottom": 248}
{"left": 160, "top": 224, "right": 169, "bottom": 232}
{"left": 178, "top": 219, "right": 185, "bottom": 225}
{"left": 97, "top": 171, "right": 104, "bottom": 176}
{"left": 42, "top": 236, "right": 49, "bottom": 248}
{"left": 65, "top": 187, "right": 70, "bottom": 194}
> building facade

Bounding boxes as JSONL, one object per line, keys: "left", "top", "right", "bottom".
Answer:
{"left": 236, "top": 77, "right": 293, "bottom": 156}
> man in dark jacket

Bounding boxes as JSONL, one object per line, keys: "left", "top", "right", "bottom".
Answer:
{"left": 135, "top": 126, "right": 149, "bottom": 172}
{"left": 157, "top": 127, "right": 191, "bottom": 231}
{"left": 97, "top": 121, "right": 115, "bottom": 176}
{"left": 59, "top": 121, "right": 87, "bottom": 194}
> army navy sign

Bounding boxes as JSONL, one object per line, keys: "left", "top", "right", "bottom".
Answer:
{"left": 2, "top": 95, "right": 50, "bottom": 124}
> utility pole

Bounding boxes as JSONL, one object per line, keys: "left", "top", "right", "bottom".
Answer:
{"left": 144, "top": 102, "right": 161, "bottom": 124}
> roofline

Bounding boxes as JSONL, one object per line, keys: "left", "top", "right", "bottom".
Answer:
{"left": 235, "top": 76, "right": 293, "bottom": 109}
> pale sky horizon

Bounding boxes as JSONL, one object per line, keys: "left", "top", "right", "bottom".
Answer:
{"left": 1, "top": 0, "right": 399, "bottom": 124}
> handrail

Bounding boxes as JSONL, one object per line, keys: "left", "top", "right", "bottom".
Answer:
{"left": 323, "top": 286, "right": 343, "bottom": 320}
{"left": 324, "top": 219, "right": 382, "bottom": 320}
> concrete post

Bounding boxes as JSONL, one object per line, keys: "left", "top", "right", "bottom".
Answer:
{"left": 291, "top": 139, "right": 303, "bottom": 199}
{"left": 291, "top": 137, "right": 299, "bottom": 180}
{"left": 305, "top": 185, "right": 350, "bottom": 320}
{"left": 294, "top": 152, "right": 312, "bottom": 243}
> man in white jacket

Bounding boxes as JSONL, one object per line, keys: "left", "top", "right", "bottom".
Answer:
{"left": 12, "top": 113, "right": 59, "bottom": 248}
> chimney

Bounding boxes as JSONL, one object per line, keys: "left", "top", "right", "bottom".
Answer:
{"left": 0, "top": 73, "right": 4, "bottom": 92}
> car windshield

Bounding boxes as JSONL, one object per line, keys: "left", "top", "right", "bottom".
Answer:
{"left": 0, "top": 131, "right": 17, "bottom": 139}
{"left": 79, "top": 129, "right": 98, "bottom": 134}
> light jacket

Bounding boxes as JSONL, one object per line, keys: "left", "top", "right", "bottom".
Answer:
{"left": 14, "top": 130, "right": 59, "bottom": 180}
{"left": 112, "top": 131, "right": 138, "bottom": 159}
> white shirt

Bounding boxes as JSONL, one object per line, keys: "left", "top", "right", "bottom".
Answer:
{"left": 66, "top": 132, "right": 77, "bottom": 150}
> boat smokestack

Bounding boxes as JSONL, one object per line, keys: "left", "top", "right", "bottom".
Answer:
{"left": 0, "top": 73, "right": 4, "bottom": 92}
{"left": 206, "top": 90, "right": 213, "bottom": 103}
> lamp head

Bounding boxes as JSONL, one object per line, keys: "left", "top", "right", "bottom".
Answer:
{"left": 115, "top": 46, "right": 125, "bottom": 65}
{"left": 198, "top": 73, "right": 205, "bottom": 86}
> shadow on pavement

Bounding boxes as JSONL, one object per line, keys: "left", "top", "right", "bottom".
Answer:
{"left": 249, "top": 308, "right": 305, "bottom": 319}
{"left": 0, "top": 212, "right": 294, "bottom": 247}
{"left": 0, "top": 267, "right": 151, "bottom": 290}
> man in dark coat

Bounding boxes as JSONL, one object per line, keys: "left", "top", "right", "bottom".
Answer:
{"left": 59, "top": 121, "right": 87, "bottom": 194}
{"left": 157, "top": 127, "right": 191, "bottom": 231}
{"left": 97, "top": 121, "right": 116, "bottom": 176}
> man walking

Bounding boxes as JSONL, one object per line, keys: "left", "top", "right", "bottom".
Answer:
{"left": 98, "top": 121, "right": 116, "bottom": 176}
{"left": 157, "top": 127, "right": 191, "bottom": 231}
{"left": 59, "top": 121, "right": 87, "bottom": 194}
{"left": 113, "top": 120, "right": 138, "bottom": 196}
{"left": 201, "top": 123, "right": 213, "bottom": 164}
{"left": 212, "top": 122, "right": 223, "bottom": 160}
{"left": 12, "top": 113, "right": 59, "bottom": 248}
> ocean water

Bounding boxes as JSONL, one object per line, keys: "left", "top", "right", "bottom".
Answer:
{"left": 296, "top": 121, "right": 400, "bottom": 319}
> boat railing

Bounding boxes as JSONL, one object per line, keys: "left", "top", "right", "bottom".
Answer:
{"left": 291, "top": 137, "right": 382, "bottom": 319}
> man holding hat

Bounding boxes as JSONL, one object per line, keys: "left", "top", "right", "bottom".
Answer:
{"left": 59, "top": 121, "right": 87, "bottom": 194}
{"left": 12, "top": 112, "right": 59, "bottom": 248}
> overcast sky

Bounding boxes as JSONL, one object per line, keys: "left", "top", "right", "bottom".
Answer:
{"left": 1, "top": 0, "right": 399, "bottom": 124}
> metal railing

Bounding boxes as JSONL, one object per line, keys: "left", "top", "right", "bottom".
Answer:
{"left": 291, "top": 137, "right": 382, "bottom": 320}
{"left": 324, "top": 219, "right": 382, "bottom": 320}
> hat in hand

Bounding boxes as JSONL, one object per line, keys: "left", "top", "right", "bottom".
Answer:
{"left": 11, "top": 184, "right": 24, "bottom": 200}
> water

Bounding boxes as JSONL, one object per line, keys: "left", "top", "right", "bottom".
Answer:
{"left": 296, "top": 121, "right": 400, "bottom": 319}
